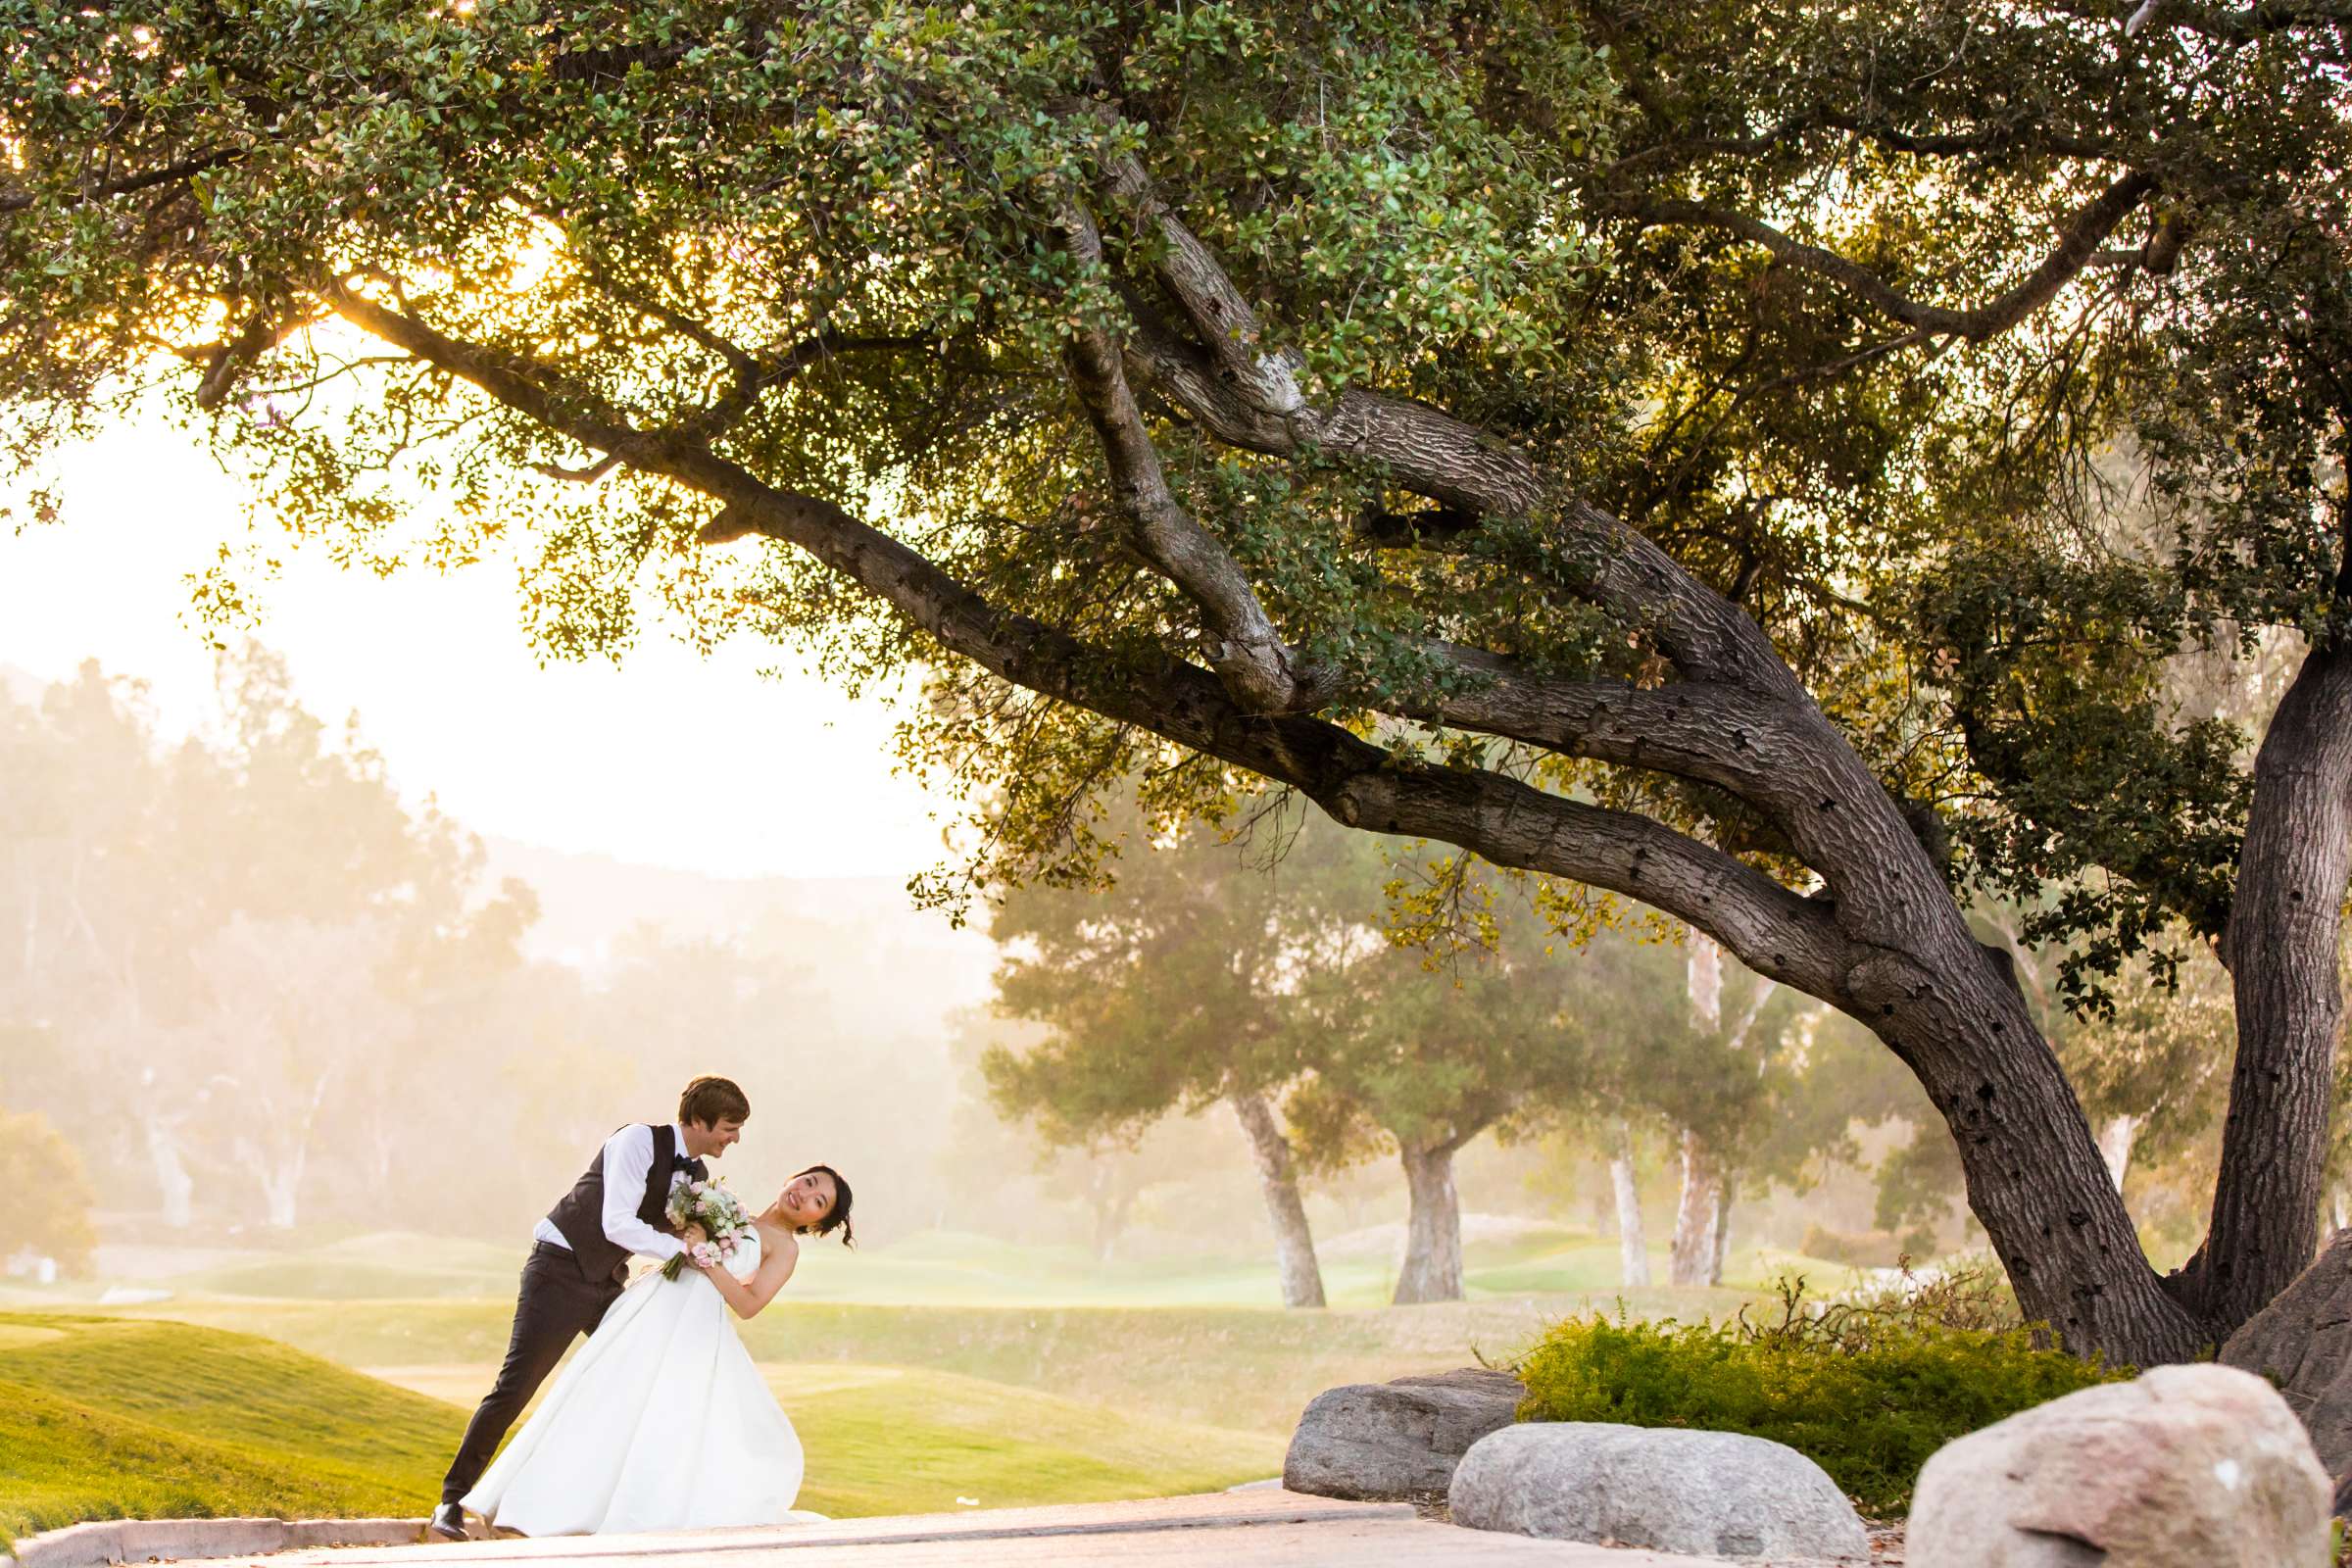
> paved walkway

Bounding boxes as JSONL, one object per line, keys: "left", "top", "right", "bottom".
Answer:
{"left": 239, "top": 1493, "right": 1734, "bottom": 1568}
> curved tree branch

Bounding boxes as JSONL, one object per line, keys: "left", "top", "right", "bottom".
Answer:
{"left": 1634, "top": 170, "right": 2160, "bottom": 341}
{"left": 1057, "top": 206, "right": 1325, "bottom": 714}
{"left": 323, "top": 275, "right": 1856, "bottom": 1002}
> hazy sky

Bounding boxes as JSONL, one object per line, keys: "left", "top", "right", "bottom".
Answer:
{"left": 0, "top": 416, "right": 957, "bottom": 880}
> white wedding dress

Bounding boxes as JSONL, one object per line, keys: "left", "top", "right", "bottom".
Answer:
{"left": 463, "top": 1233, "right": 823, "bottom": 1535}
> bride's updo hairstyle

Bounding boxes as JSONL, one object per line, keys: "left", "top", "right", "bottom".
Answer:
{"left": 793, "top": 1163, "right": 856, "bottom": 1248}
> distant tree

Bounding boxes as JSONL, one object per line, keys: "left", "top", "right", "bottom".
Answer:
{"left": 1285, "top": 884, "right": 1589, "bottom": 1305}
{"left": 1546, "top": 924, "right": 1924, "bottom": 1288}
{"left": 183, "top": 915, "right": 402, "bottom": 1229}
{"left": 0, "top": 1101, "right": 98, "bottom": 1277}
{"left": 0, "top": 662, "right": 233, "bottom": 1222}
{"left": 943, "top": 1005, "right": 1206, "bottom": 1260}
{"left": 983, "top": 802, "right": 1340, "bottom": 1306}
{"left": 1563, "top": 930, "right": 1787, "bottom": 1286}
{"left": 0, "top": 646, "right": 529, "bottom": 1228}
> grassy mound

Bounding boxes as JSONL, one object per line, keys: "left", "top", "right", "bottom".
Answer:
{"left": 0, "top": 1313, "right": 462, "bottom": 1542}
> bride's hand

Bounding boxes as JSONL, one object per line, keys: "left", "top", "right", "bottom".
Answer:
{"left": 680, "top": 1222, "right": 709, "bottom": 1249}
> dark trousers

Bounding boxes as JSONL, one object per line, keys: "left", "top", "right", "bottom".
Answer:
{"left": 440, "top": 1242, "right": 622, "bottom": 1504}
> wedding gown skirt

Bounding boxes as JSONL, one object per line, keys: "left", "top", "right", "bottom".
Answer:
{"left": 463, "top": 1235, "right": 822, "bottom": 1535}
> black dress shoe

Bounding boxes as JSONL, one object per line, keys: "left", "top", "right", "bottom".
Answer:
{"left": 429, "top": 1502, "right": 469, "bottom": 1542}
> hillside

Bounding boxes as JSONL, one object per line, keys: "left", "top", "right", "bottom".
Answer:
{"left": 0, "top": 1308, "right": 1285, "bottom": 1537}
{"left": 0, "top": 1314, "right": 461, "bottom": 1541}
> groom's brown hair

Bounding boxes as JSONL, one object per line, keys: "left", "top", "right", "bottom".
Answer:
{"left": 679, "top": 1075, "right": 751, "bottom": 1127}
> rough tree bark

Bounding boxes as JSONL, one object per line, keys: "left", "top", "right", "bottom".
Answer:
{"left": 1395, "top": 1139, "right": 1469, "bottom": 1305}
{"left": 2175, "top": 640, "right": 2352, "bottom": 1329}
{"left": 1230, "top": 1088, "right": 1327, "bottom": 1309}
{"left": 1609, "top": 1119, "right": 1651, "bottom": 1289}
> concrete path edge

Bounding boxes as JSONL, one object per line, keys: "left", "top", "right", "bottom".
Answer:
{"left": 8, "top": 1519, "right": 427, "bottom": 1568}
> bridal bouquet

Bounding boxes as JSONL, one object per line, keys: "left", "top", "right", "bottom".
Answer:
{"left": 661, "top": 1176, "right": 751, "bottom": 1281}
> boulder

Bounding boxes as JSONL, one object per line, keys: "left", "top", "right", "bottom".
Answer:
{"left": 1907, "top": 1362, "right": 2330, "bottom": 1567}
{"left": 1447, "top": 1421, "right": 1869, "bottom": 1561}
{"left": 2222, "top": 1225, "right": 2352, "bottom": 1488}
{"left": 1282, "top": 1366, "right": 1524, "bottom": 1499}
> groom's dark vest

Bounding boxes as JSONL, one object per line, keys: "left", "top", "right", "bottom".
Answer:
{"left": 546, "top": 1123, "right": 678, "bottom": 1286}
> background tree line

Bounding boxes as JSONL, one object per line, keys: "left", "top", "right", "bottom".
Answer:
{"left": 974, "top": 793, "right": 2339, "bottom": 1309}
{"left": 0, "top": 647, "right": 992, "bottom": 1259}
{"left": 3, "top": 641, "right": 2328, "bottom": 1302}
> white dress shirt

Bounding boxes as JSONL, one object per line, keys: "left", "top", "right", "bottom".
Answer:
{"left": 532, "top": 1122, "right": 690, "bottom": 1263}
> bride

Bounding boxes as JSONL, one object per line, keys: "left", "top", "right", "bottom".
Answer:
{"left": 462, "top": 1164, "right": 856, "bottom": 1536}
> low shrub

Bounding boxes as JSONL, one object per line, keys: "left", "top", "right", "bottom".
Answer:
{"left": 1513, "top": 1268, "right": 2128, "bottom": 1514}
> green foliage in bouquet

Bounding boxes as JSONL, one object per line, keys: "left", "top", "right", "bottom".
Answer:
{"left": 1514, "top": 1269, "right": 2128, "bottom": 1514}
{"left": 660, "top": 1178, "right": 750, "bottom": 1282}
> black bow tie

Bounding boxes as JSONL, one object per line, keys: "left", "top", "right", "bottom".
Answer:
{"left": 671, "top": 1154, "right": 709, "bottom": 1180}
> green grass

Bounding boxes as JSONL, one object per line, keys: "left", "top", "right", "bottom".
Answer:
{"left": 0, "top": 1311, "right": 1286, "bottom": 1539}
{"left": 62, "top": 1224, "right": 1850, "bottom": 1311}
{"left": 113, "top": 1285, "right": 1761, "bottom": 1438}
{"left": 0, "top": 1313, "right": 464, "bottom": 1543}
{"left": 8, "top": 1227, "right": 1834, "bottom": 1538}
{"left": 769, "top": 1366, "right": 1281, "bottom": 1517}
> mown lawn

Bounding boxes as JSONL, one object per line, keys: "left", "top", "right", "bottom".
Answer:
{"left": 118, "top": 1287, "right": 1755, "bottom": 1438}
{"left": 114, "top": 1224, "right": 1840, "bottom": 1312}
{"left": 0, "top": 1313, "right": 1283, "bottom": 1538}
{"left": 3, "top": 1227, "right": 1818, "bottom": 1537}
{"left": 777, "top": 1365, "right": 1283, "bottom": 1516}
{"left": 0, "top": 1314, "right": 462, "bottom": 1543}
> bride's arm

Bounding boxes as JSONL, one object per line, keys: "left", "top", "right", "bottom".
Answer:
{"left": 693, "top": 1230, "right": 800, "bottom": 1320}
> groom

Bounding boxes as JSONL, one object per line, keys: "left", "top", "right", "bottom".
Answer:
{"left": 430, "top": 1075, "right": 751, "bottom": 1542}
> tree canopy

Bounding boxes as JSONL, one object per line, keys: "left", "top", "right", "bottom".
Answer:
{"left": 8, "top": 0, "right": 2350, "bottom": 1360}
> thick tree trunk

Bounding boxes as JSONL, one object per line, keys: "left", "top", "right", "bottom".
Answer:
{"left": 1609, "top": 1120, "right": 1651, "bottom": 1289}
{"left": 2176, "top": 641, "right": 2352, "bottom": 1331}
{"left": 1866, "top": 951, "right": 2203, "bottom": 1361}
{"left": 1668, "top": 1128, "right": 1720, "bottom": 1288}
{"left": 2096, "top": 1113, "right": 2141, "bottom": 1194}
{"left": 1230, "top": 1089, "right": 1326, "bottom": 1309}
{"left": 1394, "top": 1142, "right": 1466, "bottom": 1304}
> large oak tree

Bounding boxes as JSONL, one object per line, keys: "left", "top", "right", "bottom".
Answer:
{"left": 6, "top": 0, "right": 2348, "bottom": 1362}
